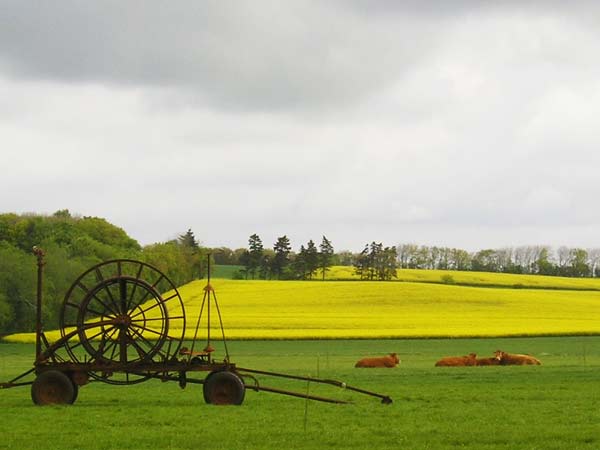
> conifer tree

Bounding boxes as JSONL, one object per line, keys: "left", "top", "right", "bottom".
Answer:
{"left": 246, "top": 233, "right": 264, "bottom": 280}
{"left": 293, "top": 245, "right": 307, "bottom": 279}
{"left": 318, "top": 236, "right": 334, "bottom": 281}
{"left": 178, "top": 229, "right": 199, "bottom": 249}
{"left": 272, "top": 235, "right": 292, "bottom": 279}
{"left": 305, "top": 240, "right": 319, "bottom": 279}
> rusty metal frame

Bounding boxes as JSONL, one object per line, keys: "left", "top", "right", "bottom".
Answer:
{"left": 1, "top": 249, "right": 392, "bottom": 405}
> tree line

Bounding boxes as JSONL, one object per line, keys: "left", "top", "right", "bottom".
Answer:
{"left": 213, "top": 240, "right": 600, "bottom": 280}
{"left": 354, "top": 242, "right": 398, "bottom": 281}
{"left": 0, "top": 211, "right": 208, "bottom": 333}
{"left": 228, "top": 235, "right": 398, "bottom": 282}
{"left": 3, "top": 210, "right": 599, "bottom": 334}
{"left": 396, "top": 244, "right": 600, "bottom": 278}
{"left": 235, "top": 234, "right": 335, "bottom": 280}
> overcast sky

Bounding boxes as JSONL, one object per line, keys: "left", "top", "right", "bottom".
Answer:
{"left": 1, "top": 1, "right": 600, "bottom": 252}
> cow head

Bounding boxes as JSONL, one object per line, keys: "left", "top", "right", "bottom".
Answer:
{"left": 390, "top": 353, "right": 400, "bottom": 365}
{"left": 494, "top": 350, "right": 505, "bottom": 361}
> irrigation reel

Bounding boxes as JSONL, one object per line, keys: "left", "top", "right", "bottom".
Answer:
{"left": 1, "top": 248, "right": 392, "bottom": 406}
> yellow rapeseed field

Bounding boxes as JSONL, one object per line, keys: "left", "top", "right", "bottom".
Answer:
{"left": 6, "top": 272, "right": 600, "bottom": 343}
{"left": 172, "top": 279, "right": 600, "bottom": 339}
{"left": 327, "top": 266, "right": 600, "bottom": 290}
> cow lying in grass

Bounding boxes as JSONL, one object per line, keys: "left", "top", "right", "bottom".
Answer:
{"left": 435, "top": 353, "right": 477, "bottom": 366}
{"left": 355, "top": 353, "right": 400, "bottom": 368}
{"left": 476, "top": 357, "right": 500, "bottom": 366}
{"left": 494, "top": 350, "right": 541, "bottom": 365}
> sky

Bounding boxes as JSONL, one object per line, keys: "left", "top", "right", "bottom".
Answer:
{"left": 1, "top": 1, "right": 600, "bottom": 252}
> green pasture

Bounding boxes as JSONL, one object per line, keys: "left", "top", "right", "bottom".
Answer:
{"left": 213, "top": 265, "right": 244, "bottom": 279}
{"left": 2, "top": 337, "right": 600, "bottom": 449}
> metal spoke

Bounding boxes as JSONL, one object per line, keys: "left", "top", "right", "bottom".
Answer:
{"left": 127, "top": 286, "right": 154, "bottom": 313}
{"left": 131, "top": 291, "right": 158, "bottom": 318}
{"left": 94, "top": 326, "right": 117, "bottom": 358}
{"left": 90, "top": 293, "right": 120, "bottom": 317}
{"left": 100, "top": 339, "right": 119, "bottom": 360}
{"left": 127, "top": 328, "right": 154, "bottom": 351}
{"left": 130, "top": 322, "right": 168, "bottom": 339}
{"left": 124, "top": 263, "right": 145, "bottom": 311}
{"left": 96, "top": 327, "right": 119, "bottom": 359}
{"left": 128, "top": 326, "right": 167, "bottom": 359}
{"left": 109, "top": 336, "right": 119, "bottom": 361}
{"left": 125, "top": 330, "right": 150, "bottom": 359}
{"left": 119, "top": 279, "right": 128, "bottom": 314}
{"left": 95, "top": 267, "right": 121, "bottom": 314}
{"left": 119, "top": 328, "right": 128, "bottom": 363}
{"left": 130, "top": 315, "right": 184, "bottom": 324}
{"left": 76, "top": 281, "right": 90, "bottom": 294}
{"left": 151, "top": 274, "right": 165, "bottom": 290}
{"left": 76, "top": 281, "right": 120, "bottom": 316}
{"left": 70, "top": 327, "right": 108, "bottom": 353}
{"left": 78, "top": 317, "right": 116, "bottom": 329}
{"left": 126, "top": 284, "right": 139, "bottom": 312}
{"left": 83, "top": 307, "right": 108, "bottom": 318}
{"left": 125, "top": 274, "right": 164, "bottom": 314}
{"left": 134, "top": 262, "right": 143, "bottom": 280}
{"left": 129, "top": 325, "right": 162, "bottom": 348}
{"left": 129, "top": 293, "right": 178, "bottom": 320}
{"left": 60, "top": 259, "right": 185, "bottom": 383}
{"left": 129, "top": 321, "right": 166, "bottom": 338}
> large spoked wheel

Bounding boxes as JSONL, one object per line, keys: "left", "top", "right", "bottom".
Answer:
{"left": 203, "top": 371, "right": 245, "bottom": 405}
{"left": 31, "top": 370, "right": 77, "bottom": 406}
{"left": 76, "top": 277, "right": 169, "bottom": 363}
{"left": 59, "top": 260, "right": 186, "bottom": 385}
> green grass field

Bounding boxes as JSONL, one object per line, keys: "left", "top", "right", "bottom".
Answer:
{"left": 2, "top": 337, "right": 600, "bottom": 449}
{"left": 4, "top": 268, "right": 600, "bottom": 449}
{"left": 213, "top": 265, "right": 244, "bottom": 279}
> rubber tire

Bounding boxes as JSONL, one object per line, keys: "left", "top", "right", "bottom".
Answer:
{"left": 31, "top": 370, "right": 77, "bottom": 405}
{"left": 203, "top": 371, "right": 245, "bottom": 405}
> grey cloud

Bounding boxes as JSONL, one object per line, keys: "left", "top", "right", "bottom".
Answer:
{"left": 2, "top": 2, "right": 600, "bottom": 252}
{"left": 0, "top": 0, "right": 442, "bottom": 111}
{"left": 3, "top": 1, "right": 597, "bottom": 114}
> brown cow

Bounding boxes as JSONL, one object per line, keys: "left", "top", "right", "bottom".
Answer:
{"left": 476, "top": 357, "right": 500, "bottom": 366}
{"left": 494, "top": 350, "right": 541, "bottom": 365}
{"left": 355, "top": 353, "right": 400, "bottom": 368}
{"left": 435, "top": 353, "right": 477, "bottom": 367}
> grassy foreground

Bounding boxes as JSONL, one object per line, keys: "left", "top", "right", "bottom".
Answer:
{"left": 2, "top": 337, "right": 600, "bottom": 450}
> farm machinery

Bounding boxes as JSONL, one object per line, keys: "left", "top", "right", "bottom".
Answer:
{"left": 1, "top": 248, "right": 392, "bottom": 406}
